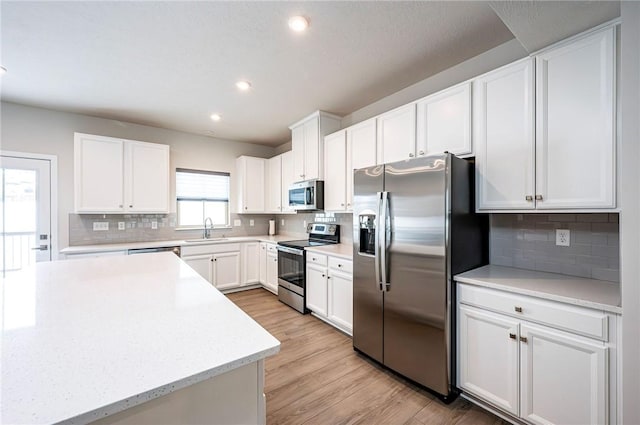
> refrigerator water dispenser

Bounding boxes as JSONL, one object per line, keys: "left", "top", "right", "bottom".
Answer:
{"left": 358, "top": 214, "right": 376, "bottom": 255}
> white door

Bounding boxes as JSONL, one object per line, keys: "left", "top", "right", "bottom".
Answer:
{"left": 259, "top": 243, "right": 267, "bottom": 284}
{"left": 303, "top": 118, "right": 321, "bottom": 180}
{"left": 377, "top": 104, "right": 417, "bottom": 164}
{"left": 280, "top": 151, "right": 295, "bottom": 212}
{"left": 520, "top": 324, "right": 608, "bottom": 425}
{"left": 416, "top": 82, "right": 472, "bottom": 157}
{"left": 0, "top": 155, "right": 52, "bottom": 276}
{"left": 306, "top": 265, "right": 327, "bottom": 316}
{"left": 183, "top": 254, "right": 214, "bottom": 285}
{"left": 291, "top": 125, "right": 305, "bottom": 181}
{"left": 267, "top": 155, "right": 282, "bottom": 212}
{"left": 323, "top": 131, "right": 347, "bottom": 212}
{"left": 265, "top": 253, "right": 278, "bottom": 293}
{"left": 242, "top": 242, "right": 260, "bottom": 284}
{"left": 458, "top": 306, "right": 520, "bottom": 416}
{"left": 74, "top": 133, "right": 124, "bottom": 212}
{"left": 474, "top": 58, "right": 536, "bottom": 210}
{"left": 126, "top": 141, "right": 169, "bottom": 213}
{"left": 212, "top": 251, "right": 241, "bottom": 290}
{"left": 535, "top": 27, "right": 616, "bottom": 209}
{"left": 328, "top": 270, "right": 353, "bottom": 332}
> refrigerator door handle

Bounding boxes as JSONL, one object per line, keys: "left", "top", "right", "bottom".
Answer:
{"left": 375, "top": 192, "right": 383, "bottom": 291}
{"left": 381, "top": 191, "right": 390, "bottom": 291}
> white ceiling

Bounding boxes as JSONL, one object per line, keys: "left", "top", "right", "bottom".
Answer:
{"left": 0, "top": 1, "right": 619, "bottom": 147}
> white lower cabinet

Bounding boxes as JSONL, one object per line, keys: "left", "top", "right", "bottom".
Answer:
{"left": 181, "top": 243, "right": 243, "bottom": 292}
{"left": 265, "top": 251, "right": 278, "bottom": 294}
{"left": 306, "top": 253, "right": 353, "bottom": 335}
{"left": 242, "top": 242, "right": 260, "bottom": 284}
{"left": 182, "top": 254, "right": 215, "bottom": 283}
{"left": 457, "top": 282, "right": 616, "bottom": 425}
{"left": 259, "top": 243, "right": 267, "bottom": 284}
{"left": 212, "top": 252, "right": 241, "bottom": 290}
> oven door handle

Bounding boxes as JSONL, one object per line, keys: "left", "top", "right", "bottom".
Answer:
{"left": 276, "top": 246, "right": 304, "bottom": 256}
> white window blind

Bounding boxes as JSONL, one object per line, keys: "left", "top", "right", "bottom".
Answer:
{"left": 176, "top": 169, "right": 229, "bottom": 201}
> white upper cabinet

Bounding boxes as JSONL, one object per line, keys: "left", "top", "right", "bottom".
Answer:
{"left": 236, "top": 156, "right": 266, "bottom": 213}
{"left": 289, "top": 111, "right": 342, "bottom": 181}
{"left": 475, "top": 26, "right": 617, "bottom": 212}
{"left": 280, "top": 151, "right": 295, "bottom": 213}
{"left": 474, "top": 58, "right": 536, "bottom": 210}
{"left": 349, "top": 118, "right": 377, "bottom": 171}
{"left": 377, "top": 103, "right": 417, "bottom": 164}
{"left": 125, "top": 141, "right": 170, "bottom": 213}
{"left": 535, "top": 27, "right": 616, "bottom": 209}
{"left": 267, "top": 155, "right": 282, "bottom": 212}
{"left": 74, "top": 133, "right": 169, "bottom": 213}
{"left": 416, "top": 82, "right": 472, "bottom": 157}
{"left": 323, "top": 130, "right": 347, "bottom": 212}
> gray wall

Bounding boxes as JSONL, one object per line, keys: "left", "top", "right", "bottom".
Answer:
{"left": 490, "top": 214, "right": 619, "bottom": 282}
{"left": 0, "top": 102, "right": 276, "bottom": 251}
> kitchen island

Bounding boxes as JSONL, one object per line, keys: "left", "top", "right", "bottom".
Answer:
{"left": 1, "top": 252, "right": 280, "bottom": 424}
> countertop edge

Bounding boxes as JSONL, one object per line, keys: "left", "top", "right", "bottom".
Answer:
{"left": 455, "top": 275, "right": 622, "bottom": 315}
{"left": 66, "top": 344, "right": 280, "bottom": 424}
{"left": 305, "top": 245, "right": 353, "bottom": 260}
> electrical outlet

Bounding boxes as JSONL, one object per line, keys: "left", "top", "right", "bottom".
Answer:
{"left": 151, "top": 221, "right": 158, "bottom": 230}
{"left": 249, "top": 219, "right": 255, "bottom": 227}
{"left": 118, "top": 222, "right": 125, "bottom": 230}
{"left": 556, "top": 229, "right": 570, "bottom": 246}
{"left": 303, "top": 220, "right": 307, "bottom": 229}
{"left": 234, "top": 219, "right": 241, "bottom": 227}
{"left": 281, "top": 219, "right": 285, "bottom": 226}
{"left": 93, "top": 222, "right": 109, "bottom": 231}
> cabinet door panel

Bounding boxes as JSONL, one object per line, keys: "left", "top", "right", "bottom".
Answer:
{"left": 265, "top": 253, "right": 278, "bottom": 293}
{"left": 126, "top": 141, "right": 169, "bottom": 213}
{"left": 213, "top": 252, "right": 241, "bottom": 290}
{"left": 306, "top": 265, "right": 327, "bottom": 316}
{"left": 281, "top": 151, "right": 295, "bottom": 212}
{"left": 267, "top": 155, "right": 282, "bottom": 212}
{"left": 323, "top": 131, "right": 347, "bottom": 211}
{"left": 74, "top": 134, "right": 124, "bottom": 212}
{"left": 347, "top": 119, "right": 376, "bottom": 210}
{"left": 458, "top": 306, "right": 520, "bottom": 416}
{"left": 304, "top": 118, "right": 321, "bottom": 180}
{"left": 520, "top": 324, "right": 608, "bottom": 425}
{"left": 328, "top": 270, "right": 353, "bottom": 333}
{"left": 259, "top": 243, "right": 267, "bottom": 284}
{"left": 243, "top": 243, "right": 260, "bottom": 284}
{"left": 183, "top": 255, "right": 213, "bottom": 285}
{"left": 535, "top": 28, "right": 615, "bottom": 209}
{"left": 239, "top": 157, "right": 265, "bottom": 213}
{"left": 474, "top": 58, "right": 535, "bottom": 210}
{"left": 416, "top": 82, "right": 471, "bottom": 157}
{"left": 377, "top": 104, "right": 416, "bottom": 164}
{"left": 292, "top": 125, "right": 305, "bottom": 181}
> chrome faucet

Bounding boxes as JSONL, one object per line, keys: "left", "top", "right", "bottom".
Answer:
{"left": 203, "top": 217, "right": 213, "bottom": 239}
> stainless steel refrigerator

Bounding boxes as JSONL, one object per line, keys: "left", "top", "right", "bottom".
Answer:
{"left": 352, "top": 153, "right": 488, "bottom": 402}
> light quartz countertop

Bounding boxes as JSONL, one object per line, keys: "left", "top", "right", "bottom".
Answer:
{"left": 305, "top": 243, "right": 353, "bottom": 260}
{"left": 455, "top": 265, "right": 621, "bottom": 314}
{"left": 1, "top": 252, "right": 280, "bottom": 424}
{"left": 60, "top": 234, "right": 296, "bottom": 255}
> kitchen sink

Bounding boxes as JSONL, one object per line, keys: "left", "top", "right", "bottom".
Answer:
{"left": 184, "top": 238, "right": 228, "bottom": 243}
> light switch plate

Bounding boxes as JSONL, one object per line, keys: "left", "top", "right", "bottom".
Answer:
{"left": 118, "top": 222, "right": 125, "bottom": 230}
{"left": 93, "top": 222, "right": 109, "bottom": 231}
{"left": 234, "top": 219, "right": 241, "bottom": 227}
{"left": 249, "top": 219, "right": 255, "bottom": 227}
{"left": 151, "top": 221, "right": 158, "bottom": 230}
{"left": 556, "top": 229, "right": 570, "bottom": 246}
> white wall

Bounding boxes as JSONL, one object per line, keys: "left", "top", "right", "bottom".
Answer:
{"left": 340, "top": 39, "right": 527, "bottom": 128}
{"left": 620, "top": 3, "right": 640, "bottom": 424}
{"left": 0, "top": 102, "right": 276, "bottom": 251}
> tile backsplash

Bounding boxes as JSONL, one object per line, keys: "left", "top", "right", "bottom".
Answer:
{"left": 69, "top": 212, "right": 354, "bottom": 246}
{"left": 490, "top": 213, "right": 619, "bottom": 282}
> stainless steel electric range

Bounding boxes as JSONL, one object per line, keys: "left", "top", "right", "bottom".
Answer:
{"left": 276, "top": 223, "right": 340, "bottom": 313}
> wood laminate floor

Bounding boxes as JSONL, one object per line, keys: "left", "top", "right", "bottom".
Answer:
{"left": 227, "top": 289, "right": 510, "bottom": 425}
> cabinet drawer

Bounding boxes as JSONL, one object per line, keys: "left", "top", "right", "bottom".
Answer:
{"left": 266, "top": 243, "right": 277, "bottom": 253}
{"left": 181, "top": 243, "right": 241, "bottom": 257}
{"left": 328, "top": 257, "right": 352, "bottom": 274}
{"left": 458, "top": 284, "right": 608, "bottom": 341}
{"left": 307, "top": 253, "right": 327, "bottom": 266}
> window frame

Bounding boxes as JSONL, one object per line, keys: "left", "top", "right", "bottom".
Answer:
{"left": 175, "top": 168, "right": 231, "bottom": 229}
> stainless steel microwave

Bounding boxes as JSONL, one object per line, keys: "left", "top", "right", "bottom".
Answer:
{"left": 288, "top": 180, "right": 324, "bottom": 211}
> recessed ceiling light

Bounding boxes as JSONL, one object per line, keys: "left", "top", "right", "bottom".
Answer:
{"left": 235, "top": 80, "right": 252, "bottom": 91}
{"left": 0, "top": 66, "right": 7, "bottom": 75}
{"left": 210, "top": 113, "right": 221, "bottom": 122}
{"left": 288, "top": 16, "right": 309, "bottom": 32}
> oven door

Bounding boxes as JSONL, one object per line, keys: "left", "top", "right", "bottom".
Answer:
{"left": 277, "top": 246, "right": 305, "bottom": 295}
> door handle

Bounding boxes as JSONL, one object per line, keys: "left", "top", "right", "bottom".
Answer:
{"left": 31, "top": 245, "right": 49, "bottom": 251}
{"left": 381, "top": 191, "right": 390, "bottom": 291}
{"left": 375, "top": 192, "right": 382, "bottom": 292}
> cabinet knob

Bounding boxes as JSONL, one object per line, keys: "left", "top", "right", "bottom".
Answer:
{"left": 338, "top": 264, "right": 342, "bottom": 268}
{"left": 520, "top": 336, "right": 528, "bottom": 343}
{"left": 327, "top": 276, "right": 331, "bottom": 279}
{"left": 322, "top": 274, "right": 325, "bottom": 277}
{"left": 419, "top": 151, "right": 425, "bottom": 156}
{"left": 245, "top": 206, "right": 248, "bottom": 210}
{"left": 347, "top": 203, "right": 351, "bottom": 207}
{"left": 129, "top": 205, "right": 133, "bottom": 208}
{"left": 525, "top": 195, "right": 533, "bottom": 201}
{"left": 119, "top": 205, "right": 123, "bottom": 208}
{"left": 509, "top": 332, "right": 517, "bottom": 340}
{"left": 341, "top": 203, "right": 344, "bottom": 206}
{"left": 514, "top": 306, "right": 523, "bottom": 313}
{"left": 409, "top": 153, "right": 415, "bottom": 158}
{"left": 274, "top": 258, "right": 277, "bottom": 262}
{"left": 535, "top": 195, "right": 543, "bottom": 201}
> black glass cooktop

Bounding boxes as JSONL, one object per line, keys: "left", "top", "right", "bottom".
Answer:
{"left": 278, "top": 240, "right": 335, "bottom": 249}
